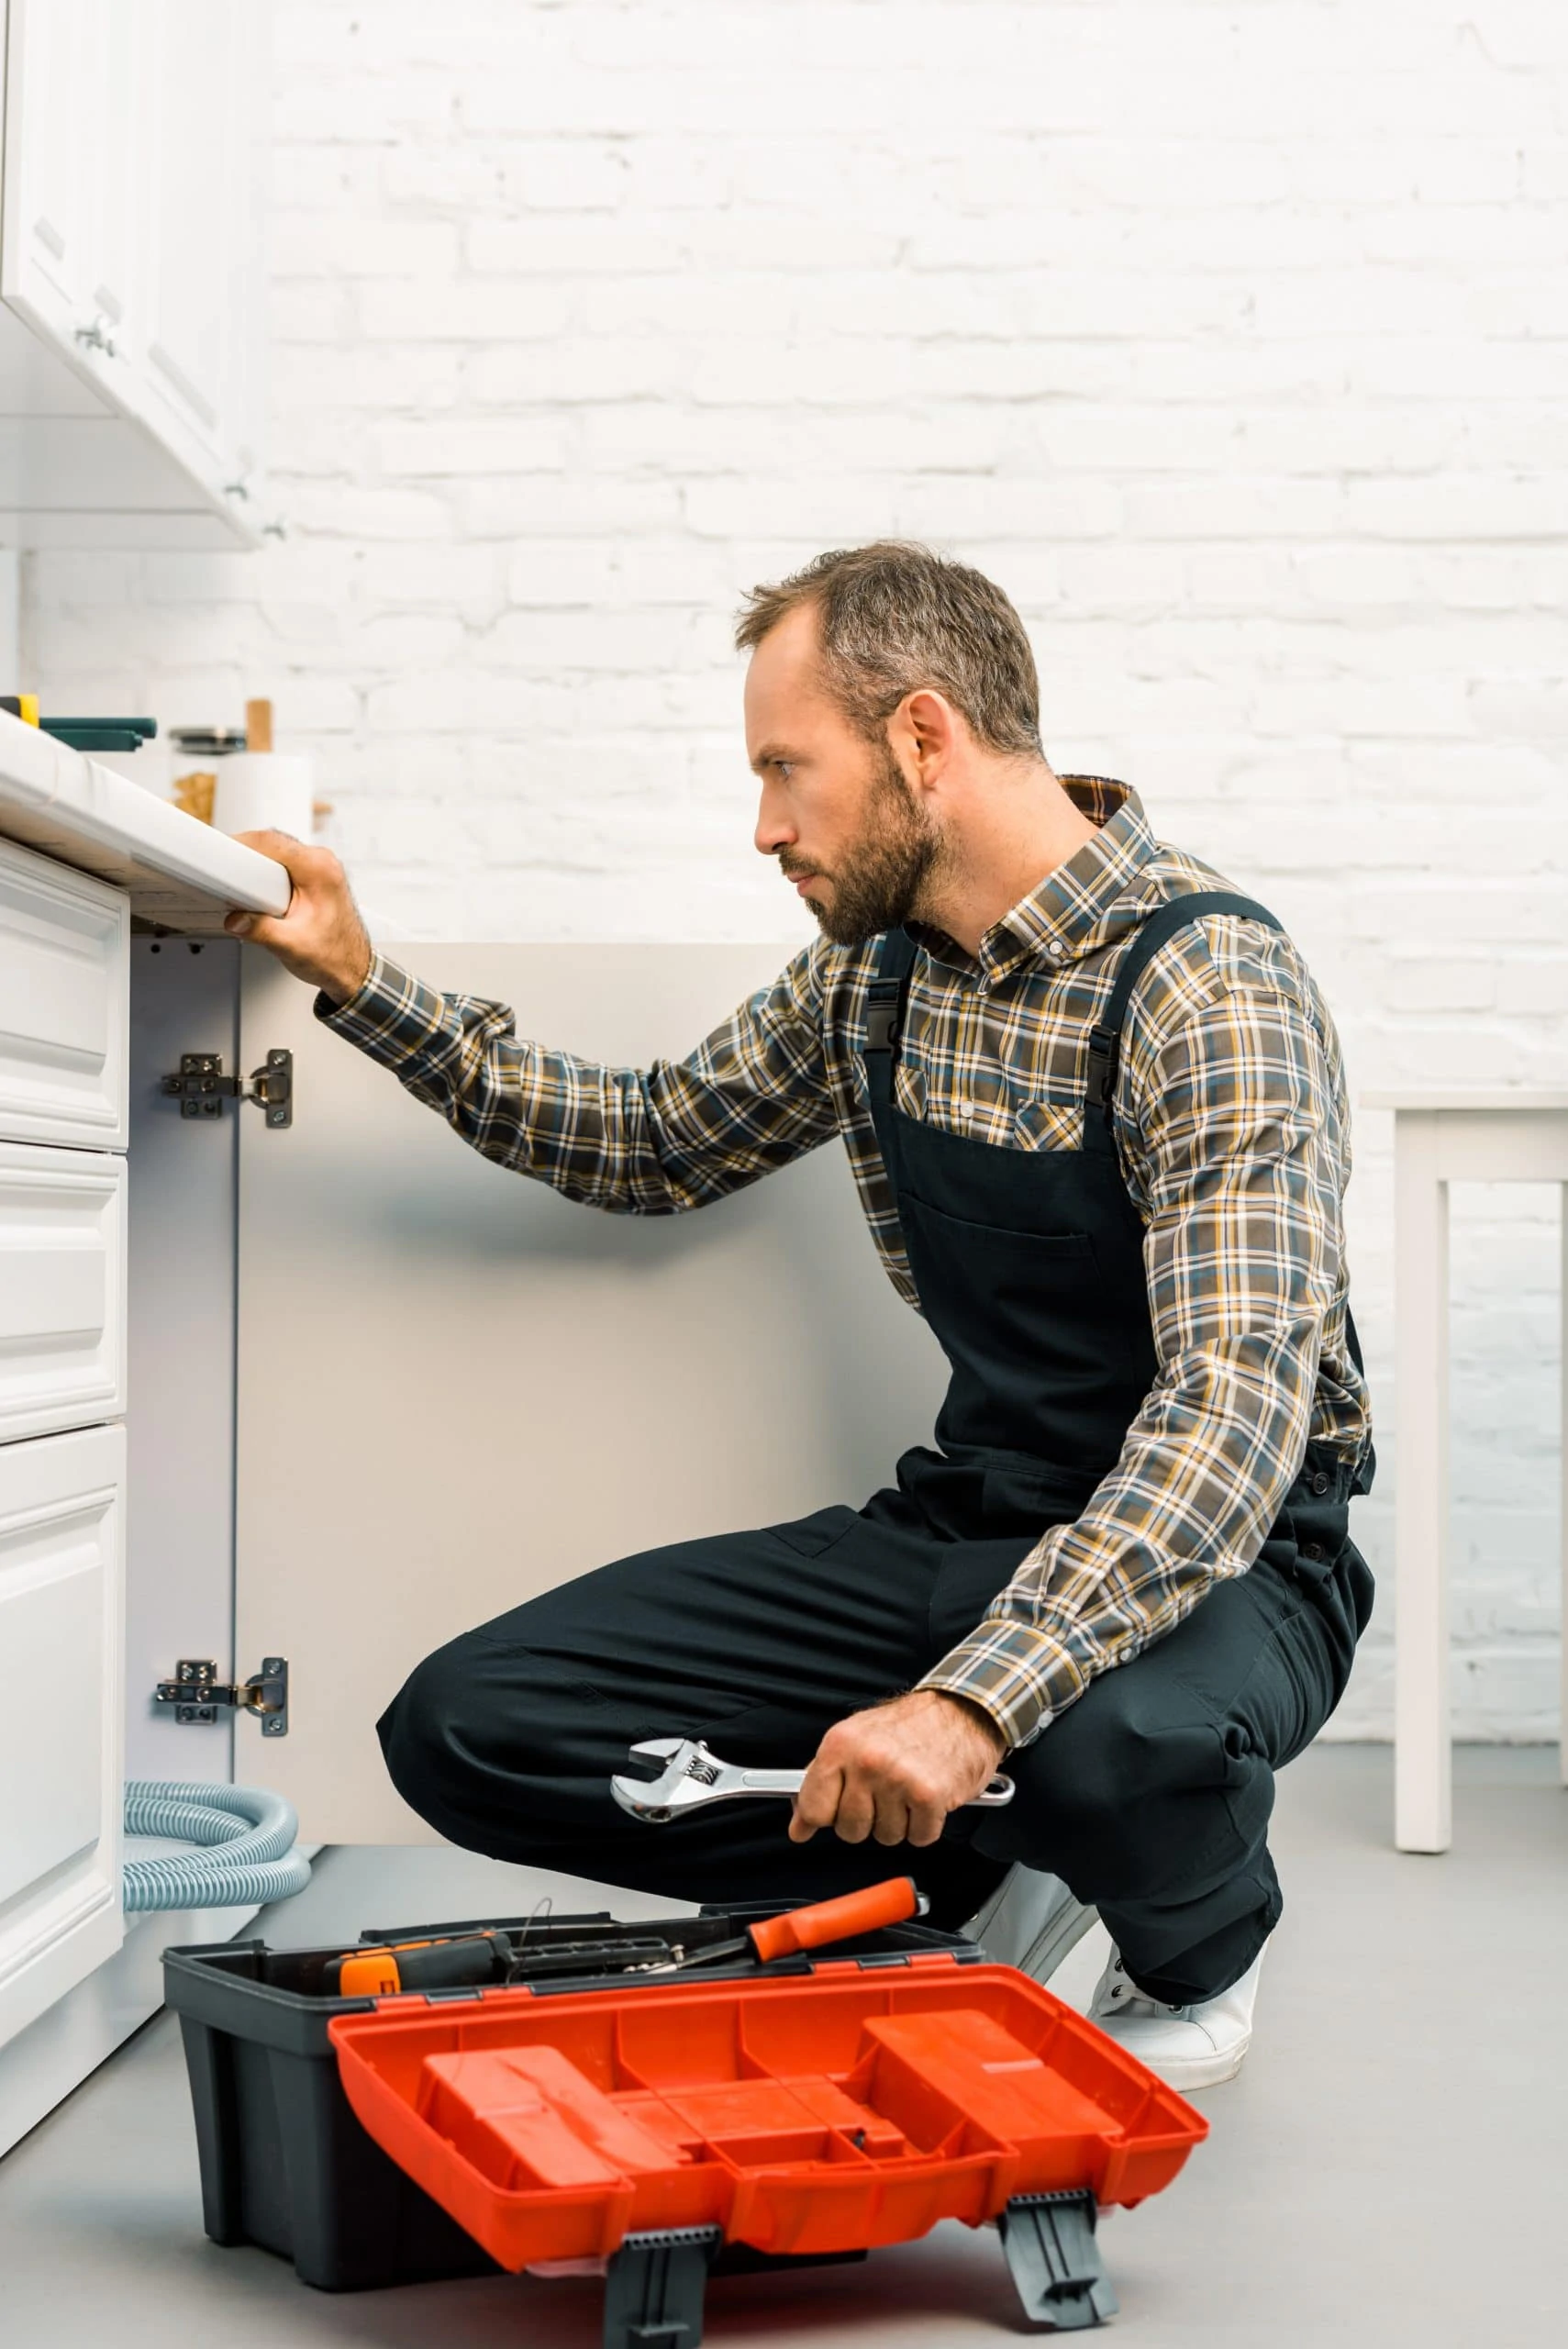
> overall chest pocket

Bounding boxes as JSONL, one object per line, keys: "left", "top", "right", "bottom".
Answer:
{"left": 895, "top": 1192, "right": 1145, "bottom": 1392}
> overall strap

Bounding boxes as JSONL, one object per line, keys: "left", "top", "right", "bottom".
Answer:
{"left": 1084, "top": 890, "right": 1284, "bottom": 1124}
{"left": 862, "top": 925, "right": 920, "bottom": 1058}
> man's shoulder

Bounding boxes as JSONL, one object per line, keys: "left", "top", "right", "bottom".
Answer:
{"left": 1140, "top": 840, "right": 1257, "bottom": 910}
{"left": 1127, "top": 847, "right": 1328, "bottom": 1032}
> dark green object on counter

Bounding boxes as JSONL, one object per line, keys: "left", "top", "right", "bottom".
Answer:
{"left": 39, "top": 715, "right": 159, "bottom": 752}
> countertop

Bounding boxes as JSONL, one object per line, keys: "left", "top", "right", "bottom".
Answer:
{"left": 0, "top": 707, "right": 292, "bottom": 933}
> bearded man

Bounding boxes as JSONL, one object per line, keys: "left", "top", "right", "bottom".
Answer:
{"left": 228, "top": 541, "right": 1373, "bottom": 2089}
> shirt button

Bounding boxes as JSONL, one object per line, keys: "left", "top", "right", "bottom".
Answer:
{"left": 1311, "top": 1471, "right": 1330, "bottom": 1495}
{"left": 1047, "top": 941, "right": 1066, "bottom": 960}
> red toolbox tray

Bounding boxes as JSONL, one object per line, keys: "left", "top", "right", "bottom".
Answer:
{"left": 330, "top": 1957, "right": 1207, "bottom": 2335}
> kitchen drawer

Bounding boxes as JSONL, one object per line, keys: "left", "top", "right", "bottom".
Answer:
{"left": 0, "top": 1143, "right": 127, "bottom": 1444}
{"left": 0, "top": 1423, "right": 125, "bottom": 2048}
{"left": 0, "top": 837, "right": 129, "bottom": 1151}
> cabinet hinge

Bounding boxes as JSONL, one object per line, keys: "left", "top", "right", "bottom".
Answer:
{"left": 155, "top": 1656, "right": 289, "bottom": 1736}
{"left": 161, "top": 1049, "right": 293, "bottom": 1127}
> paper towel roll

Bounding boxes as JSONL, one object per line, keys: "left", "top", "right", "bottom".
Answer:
{"left": 212, "top": 752, "right": 315, "bottom": 840}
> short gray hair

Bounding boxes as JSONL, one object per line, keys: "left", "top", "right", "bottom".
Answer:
{"left": 734, "top": 540, "right": 1042, "bottom": 759}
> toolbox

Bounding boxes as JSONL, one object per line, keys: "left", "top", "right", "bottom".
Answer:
{"left": 163, "top": 1888, "right": 984, "bottom": 2294}
{"left": 165, "top": 1886, "right": 1207, "bottom": 2341}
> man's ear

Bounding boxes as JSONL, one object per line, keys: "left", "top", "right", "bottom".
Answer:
{"left": 896, "top": 689, "right": 962, "bottom": 795}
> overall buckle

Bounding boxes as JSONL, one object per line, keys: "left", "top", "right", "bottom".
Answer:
{"left": 1084, "top": 1025, "right": 1118, "bottom": 1107}
{"left": 864, "top": 999, "right": 901, "bottom": 1052}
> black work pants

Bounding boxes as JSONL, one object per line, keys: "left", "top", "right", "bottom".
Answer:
{"left": 379, "top": 1463, "right": 1373, "bottom": 2005}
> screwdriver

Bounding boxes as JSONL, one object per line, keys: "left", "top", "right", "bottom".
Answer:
{"left": 652, "top": 1876, "right": 926, "bottom": 1973}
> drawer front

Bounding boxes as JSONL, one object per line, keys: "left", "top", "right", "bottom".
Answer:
{"left": 0, "top": 1424, "right": 125, "bottom": 2048}
{"left": 0, "top": 1144, "right": 127, "bottom": 1444}
{"left": 0, "top": 838, "right": 129, "bottom": 1151}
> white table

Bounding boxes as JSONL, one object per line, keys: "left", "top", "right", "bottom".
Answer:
{"left": 1370, "top": 1091, "right": 1568, "bottom": 1852}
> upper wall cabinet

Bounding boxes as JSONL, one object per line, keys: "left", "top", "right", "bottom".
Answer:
{"left": 0, "top": 0, "right": 271, "bottom": 549}
{"left": 4, "top": 0, "right": 139, "bottom": 360}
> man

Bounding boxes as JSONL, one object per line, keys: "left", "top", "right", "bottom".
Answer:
{"left": 228, "top": 542, "right": 1373, "bottom": 2090}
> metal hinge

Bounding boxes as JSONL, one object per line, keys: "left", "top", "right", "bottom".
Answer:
{"left": 155, "top": 1656, "right": 290, "bottom": 1736}
{"left": 161, "top": 1049, "right": 293, "bottom": 1128}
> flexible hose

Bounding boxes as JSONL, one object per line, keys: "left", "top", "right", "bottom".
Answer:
{"left": 123, "top": 1779, "right": 313, "bottom": 1912}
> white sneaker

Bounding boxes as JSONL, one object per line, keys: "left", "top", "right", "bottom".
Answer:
{"left": 962, "top": 1865, "right": 1096, "bottom": 1984}
{"left": 1087, "top": 1941, "right": 1268, "bottom": 2090}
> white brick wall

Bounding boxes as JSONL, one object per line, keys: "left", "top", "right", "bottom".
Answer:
{"left": 22, "top": 0, "right": 1568, "bottom": 1740}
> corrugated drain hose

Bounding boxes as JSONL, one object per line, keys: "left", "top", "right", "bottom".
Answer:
{"left": 123, "top": 1780, "right": 312, "bottom": 1912}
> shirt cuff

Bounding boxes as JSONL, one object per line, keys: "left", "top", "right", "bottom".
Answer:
{"left": 314, "top": 952, "right": 450, "bottom": 1073}
{"left": 919, "top": 1620, "right": 1088, "bottom": 1753}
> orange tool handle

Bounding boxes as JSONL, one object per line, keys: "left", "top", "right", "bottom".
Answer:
{"left": 337, "top": 1949, "right": 404, "bottom": 1997}
{"left": 748, "top": 1876, "right": 918, "bottom": 1964}
{"left": 333, "top": 1930, "right": 503, "bottom": 1998}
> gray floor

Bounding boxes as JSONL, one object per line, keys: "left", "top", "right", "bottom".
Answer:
{"left": 2, "top": 1746, "right": 1565, "bottom": 2347}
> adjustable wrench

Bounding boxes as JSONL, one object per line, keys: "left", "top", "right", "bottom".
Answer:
{"left": 610, "top": 1734, "right": 1015, "bottom": 1825}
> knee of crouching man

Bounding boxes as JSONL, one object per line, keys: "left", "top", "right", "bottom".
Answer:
{"left": 375, "top": 1638, "right": 479, "bottom": 1816}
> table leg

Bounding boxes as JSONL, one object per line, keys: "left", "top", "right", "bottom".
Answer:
{"left": 1395, "top": 1114, "right": 1451, "bottom": 1852}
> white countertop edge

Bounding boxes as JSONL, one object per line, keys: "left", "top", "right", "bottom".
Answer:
{"left": 1362, "top": 1090, "right": 1568, "bottom": 1112}
{"left": 0, "top": 707, "right": 292, "bottom": 922}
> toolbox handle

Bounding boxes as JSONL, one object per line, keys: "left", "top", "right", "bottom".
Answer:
{"left": 750, "top": 1877, "right": 918, "bottom": 1963}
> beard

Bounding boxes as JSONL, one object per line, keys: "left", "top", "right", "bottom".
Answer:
{"left": 785, "top": 747, "right": 944, "bottom": 947}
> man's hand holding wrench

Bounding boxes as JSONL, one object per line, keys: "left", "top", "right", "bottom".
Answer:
{"left": 614, "top": 1691, "right": 1014, "bottom": 1846}
{"left": 788, "top": 1689, "right": 1012, "bottom": 1849}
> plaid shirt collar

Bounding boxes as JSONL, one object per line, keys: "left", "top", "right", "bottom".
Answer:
{"left": 911, "top": 776, "right": 1161, "bottom": 985}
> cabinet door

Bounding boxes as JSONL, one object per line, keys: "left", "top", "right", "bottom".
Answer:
{"left": 1, "top": 0, "right": 268, "bottom": 511}
{"left": 0, "top": 1144, "right": 126, "bottom": 1445}
{"left": 0, "top": 838, "right": 129, "bottom": 1152}
{"left": 135, "top": 0, "right": 267, "bottom": 495}
{"left": 0, "top": 1424, "right": 125, "bottom": 2049}
{"left": 1, "top": 0, "right": 140, "bottom": 392}
{"left": 233, "top": 949, "right": 949, "bottom": 1843}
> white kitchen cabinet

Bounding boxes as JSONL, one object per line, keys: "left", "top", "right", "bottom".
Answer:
{"left": 0, "top": 1422, "right": 126, "bottom": 2049}
{"left": 136, "top": 0, "right": 267, "bottom": 498}
{"left": 0, "top": 722, "right": 284, "bottom": 2152}
{"left": 1, "top": 0, "right": 139, "bottom": 377}
{"left": 0, "top": 826, "right": 129, "bottom": 2074}
{"left": 0, "top": 0, "right": 272, "bottom": 547}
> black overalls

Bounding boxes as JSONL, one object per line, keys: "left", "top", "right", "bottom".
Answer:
{"left": 380, "top": 893, "right": 1373, "bottom": 2006}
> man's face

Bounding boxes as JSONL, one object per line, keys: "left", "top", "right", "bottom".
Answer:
{"left": 745, "top": 604, "right": 940, "bottom": 947}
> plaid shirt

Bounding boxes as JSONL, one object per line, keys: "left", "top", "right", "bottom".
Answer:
{"left": 323, "top": 779, "right": 1370, "bottom": 1751}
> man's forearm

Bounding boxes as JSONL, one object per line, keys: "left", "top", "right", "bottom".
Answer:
{"left": 318, "top": 951, "right": 839, "bottom": 1213}
{"left": 317, "top": 952, "right": 694, "bottom": 1208}
{"left": 918, "top": 1319, "right": 1323, "bottom": 1748}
